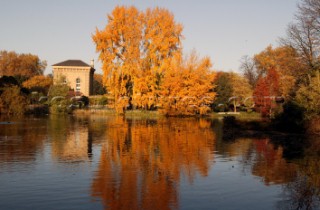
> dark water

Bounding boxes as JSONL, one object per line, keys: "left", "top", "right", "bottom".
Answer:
{"left": 0, "top": 115, "right": 319, "bottom": 210}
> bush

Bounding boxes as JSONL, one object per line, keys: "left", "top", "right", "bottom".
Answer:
{"left": 0, "top": 86, "right": 28, "bottom": 115}
{"left": 47, "top": 84, "right": 72, "bottom": 114}
{"left": 295, "top": 72, "right": 320, "bottom": 119}
{"left": 89, "top": 96, "right": 108, "bottom": 106}
{"left": 273, "top": 101, "right": 305, "bottom": 133}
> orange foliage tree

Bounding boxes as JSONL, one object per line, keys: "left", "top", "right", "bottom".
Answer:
{"left": 93, "top": 6, "right": 183, "bottom": 111}
{"left": 159, "top": 52, "right": 216, "bottom": 115}
{"left": 22, "top": 75, "right": 53, "bottom": 94}
{"left": 93, "top": 6, "right": 142, "bottom": 102}
{"left": 254, "top": 45, "right": 305, "bottom": 98}
{"left": 93, "top": 6, "right": 215, "bottom": 115}
{"left": 0, "top": 50, "right": 47, "bottom": 84}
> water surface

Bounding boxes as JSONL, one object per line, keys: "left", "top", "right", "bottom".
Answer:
{"left": 0, "top": 115, "right": 319, "bottom": 210}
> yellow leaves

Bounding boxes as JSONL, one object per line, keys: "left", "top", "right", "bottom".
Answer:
{"left": 254, "top": 45, "right": 304, "bottom": 97}
{"left": 144, "top": 7, "right": 183, "bottom": 71}
{"left": 93, "top": 6, "right": 215, "bottom": 115}
{"left": 159, "top": 52, "right": 216, "bottom": 116}
{"left": 0, "top": 51, "right": 46, "bottom": 79}
{"left": 22, "top": 75, "right": 53, "bottom": 89}
{"left": 22, "top": 75, "right": 53, "bottom": 95}
{"left": 228, "top": 72, "right": 253, "bottom": 99}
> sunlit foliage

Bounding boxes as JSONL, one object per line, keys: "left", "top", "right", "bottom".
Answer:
{"left": 296, "top": 71, "right": 320, "bottom": 118}
{"left": 93, "top": 6, "right": 215, "bottom": 115}
{"left": 0, "top": 50, "right": 47, "bottom": 84}
{"left": 22, "top": 75, "right": 53, "bottom": 95}
{"left": 254, "top": 45, "right": 304, "bottom": 98}
{"left": 159, "top": 52, "right": 216, "bottom": 115}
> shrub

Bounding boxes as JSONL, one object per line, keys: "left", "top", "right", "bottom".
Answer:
{"left": 47, "top": 84, "right": 72, "bottom": 114}
{"left": 0, "top": 86, "right": 28, "bottom": 115}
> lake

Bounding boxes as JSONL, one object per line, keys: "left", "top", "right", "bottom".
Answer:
{"left": 0, "top": 115, "right": 319, "bottom": 210}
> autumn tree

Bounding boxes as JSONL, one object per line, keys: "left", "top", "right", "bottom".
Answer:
{"left": 159, "top": 52, "right": 216, "bottom": 115}
{"left": 253, "top": 68, "right": 280, "bottom": 117}
{"left": 228, "top": 72, "right": 253, "bottom": 112}
{"left": 253, "top": 45, "right": 305, "bottom": 98}
{"left": 0, "top": 51, "right": 47, "bottom": 84}
{"left": 22, "top": 75, "right": 53, "bottom": 95}
{"left": 0, "top": 86, "right": 28, "bottom": 115}
{"left": 92, "top": 6, "right": 183, "bottom": 112}
{"left": 133, "top": 7, "right": 183, "bottom": 110}
{"left": 93, "top": 6, "right": 142, "bottom": 101}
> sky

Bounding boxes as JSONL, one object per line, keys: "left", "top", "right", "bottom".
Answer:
{"left": 0, "top": 0, "right": 299, "bottom": 74}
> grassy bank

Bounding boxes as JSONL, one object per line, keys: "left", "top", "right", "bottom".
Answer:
{"left": 208, "top": 112, "right": 262, "bottom": 121}
{"left": 73, "top": 108, "right": 162, "bottom": 119}
{"left": 74, "top": 108, "right": 262, "bottom": 121}
{"left": 73, "top": 108, "right": 117, "bottom": 116}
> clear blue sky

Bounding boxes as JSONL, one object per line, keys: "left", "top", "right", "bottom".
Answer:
{"left": 0, "top": 0, "right": 299, "bottom": 74}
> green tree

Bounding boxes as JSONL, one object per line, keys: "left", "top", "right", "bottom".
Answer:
{"left": 47, "top": 84, "right": 71, "bottom": 114}
{"left": 213, "top": 72, "right": 233, "bottom": 111}
{"left": 295, "top": 71, "right": 320, "bottom": 118}
{"left": 213, "top": 72, "right": 252, "bottom": 112}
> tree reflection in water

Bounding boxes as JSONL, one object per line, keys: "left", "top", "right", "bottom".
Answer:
{"left": 2, "top": 115, "right": 319, "bottom": 209}
{"left": 277, "top": 136, "right": 320, "bottom": 210}
{"left": 219, "top": 132, "right": 320, "bottom": 210}
{"left": 91, "top": 117, "right": 216, "bottom": 210}
{"left": 0, "top": 116, "right": 46, "bottom": 166}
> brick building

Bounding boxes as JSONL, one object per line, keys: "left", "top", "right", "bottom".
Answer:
{"left": 52, "top": 60, "right": 95, "bottom": 96}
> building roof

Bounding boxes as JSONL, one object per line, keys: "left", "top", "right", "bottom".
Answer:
{"left": 52, "top": 60, "right": 91, "bottom": 67}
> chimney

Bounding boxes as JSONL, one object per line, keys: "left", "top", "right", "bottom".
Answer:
{"left": 90, "top": 59, "right": 94, "bottom": 68}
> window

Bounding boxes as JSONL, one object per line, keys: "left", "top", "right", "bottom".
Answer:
{"left": 76, "top": 78, "right": 81, "bottom": 91}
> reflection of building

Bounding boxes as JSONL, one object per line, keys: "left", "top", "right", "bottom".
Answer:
{"left": 52, "top": 60, "right": 95, "bottom": 96}
{"left": 51, "top": 126, "right": 92, "bottom": 161}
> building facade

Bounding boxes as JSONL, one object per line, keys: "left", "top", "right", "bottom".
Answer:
{"left": 52, "top": 60, "right": 95, "bottom": 96}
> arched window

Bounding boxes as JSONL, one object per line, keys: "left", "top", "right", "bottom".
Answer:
{"left": 76, "top": 78, "right": 81, "bottom": 92}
